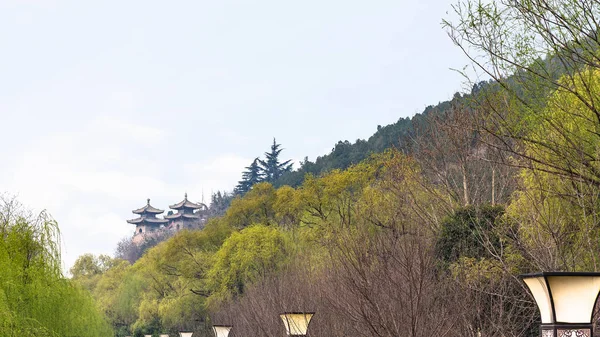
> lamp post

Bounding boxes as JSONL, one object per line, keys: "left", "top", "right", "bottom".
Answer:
{"left": 521, "top": 272, "right": 600, "bottom": 337}
{"left": 280, "top": 312, "right": 314, "bottom": 337}
{"left": 212, "top": 325, "right": 233, "bottom": 337}
{"left": 179, "top": 332, "right": 194, "bottom": 337}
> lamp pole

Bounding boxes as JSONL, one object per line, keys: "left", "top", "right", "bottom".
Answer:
{"left": 212, "top": 325, "right": 233, "bottom": 337}
{"left": 280, "top": 312, "right": 315, "bottom": 337}
{"left": 521, "top": 272, "right": 600, "bottom": 337}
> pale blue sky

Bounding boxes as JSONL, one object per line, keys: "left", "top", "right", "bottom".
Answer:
{"left": 0, "top": 0, "right": 473, "bottom": 271}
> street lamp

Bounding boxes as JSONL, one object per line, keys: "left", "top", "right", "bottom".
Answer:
{"left": 280, "top": 312, "right": 315, "bottom": 336}
{"left": 179, "top": 332, "right": 194, "bottom": 337}
{"left": 212, "top": 325, "right": 233, "bottom": 337}
{"left": 521, "top": 272, "right": 600, "bottom": 337}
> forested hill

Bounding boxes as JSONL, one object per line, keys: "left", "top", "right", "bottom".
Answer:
{"left": 273, "top": 94, "right": 458, "bottom": 187}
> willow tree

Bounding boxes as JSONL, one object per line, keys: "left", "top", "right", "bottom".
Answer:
{"left": 0, "top": 196, "right": 111, "bottom": 336}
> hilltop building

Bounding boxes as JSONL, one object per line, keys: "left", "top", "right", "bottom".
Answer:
{"left": 127, "top": 199, "right": 169, "bottom": 244}
{"left": 165, "top": 193, "right": 208, "bottom": 230}
{"left": 126, "top": 194, "right": 208, "bottom": 245}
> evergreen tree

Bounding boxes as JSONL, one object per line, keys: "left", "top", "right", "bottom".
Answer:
{"left": 208, "top": 191, "right": 234, "bottom": 217}
{"left": 259, "top": 138, "right": 293, "bottom": 182}
{"left": 234, "top": 158, "right": 264, "bottom": 195}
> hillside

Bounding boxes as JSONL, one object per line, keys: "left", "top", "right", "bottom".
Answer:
{"left": 273, "top": 93, "right": 457, "bottom": 187}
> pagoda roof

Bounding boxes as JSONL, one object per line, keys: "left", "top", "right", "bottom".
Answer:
{"left": 165, "top": 212, "right": 200, "bottom": 220}
{"left": 169, "top": 193, "right": 206, "bottom": 210}
{"left": 133, "top": 199, "right": 164, "bottom": 214}
{"left": 127, "top": 217, "right": 168, "bottom": 225}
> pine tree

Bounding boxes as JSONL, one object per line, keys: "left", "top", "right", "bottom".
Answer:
{"left": 234, "top": 158, "right": 264, "bottom": 195}
{"left": 259, "top": 138, "right": 293, "bottom": 182}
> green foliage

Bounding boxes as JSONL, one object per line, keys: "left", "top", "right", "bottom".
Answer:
{"left": 259, "top": 138, "right": 293, "bottom": 183}
{"left": 67, "top": 1, "right": 600, "bottom": 331}
{"left": 206, "top": 225, "right": 291, "bottom": 305}
{"left": 77, "top": 218, "right": 237, "bottom": 335}
{"left": 234, "top": 158, "right": 264, "bottom": 195}
{"left": 495, "top": 70, "right": 600, "bottom": 271}
{"left": 234, "top": 139, "right": 294, "bottom": 195}
{"left": 71, "top": 253, "right": 118, "bottom": 293}
{"left": 273, "top": 101, "right": 460, "bottom": 188}
{"left": 225, "top": 182, "right": 277, "bottom": 228}
{"left": 435, "top": 205, "right": 504, "bottom": 267}
{"left": 0, "top": 198, "right": 111, "bottom": 337}
{"left": 273, "top": 185, "right": 303, "bottom": 228}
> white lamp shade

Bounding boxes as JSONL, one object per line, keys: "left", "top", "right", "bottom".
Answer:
{"left": 160, "top": 335, "right": 170, "bottom": 337}
{"left": 179, "top": 333, "right": 194, "bottom": 337}
{"left": 522, "top": 272, "right": 600, "bottom": 323}
{"left": 145, "top": 335, "right": 152, "bottom": 337}
{"left": 280, "top": 312, "right": 314, "bottom": 336}
{"left": 212, "top": 325, "right": 232, "bottom": 337}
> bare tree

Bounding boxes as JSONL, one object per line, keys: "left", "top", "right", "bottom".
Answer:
{"left": 444, "top": 0, "right": 600, "bottom": 189}
{"left": 412, "top": 100, "right": 516, "bottom": 206}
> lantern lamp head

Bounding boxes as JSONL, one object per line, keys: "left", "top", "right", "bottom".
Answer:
{"left": 280, "top": 312, "right": 315, "bottom": 336}
{"left": 521, "top": 272, "right": 600, "bottom": 337}
{"left": 179, "top": 332, "right": 194, "bottom": 337}
{"left": 212, "top": 325, "right": 232, "bottom": 337}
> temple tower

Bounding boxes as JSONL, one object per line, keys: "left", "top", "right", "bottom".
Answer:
{"left": 127, "top": 198, "right": 168, "bottom": 244}
{"left": 165, "top": 193, "right": 207, "bottom": 231}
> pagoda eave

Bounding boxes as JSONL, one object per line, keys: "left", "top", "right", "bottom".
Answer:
{"left": 169, "top": 194, "right": 205, "bottom": 210}
{"left": 127, "top": 218, "right": 169, "bottom": 225}
{"left": 165, "top": 213, "right": 200, "bottom": 220}
{"left": 132, "top": 198, "right": 165, "bottom": 215}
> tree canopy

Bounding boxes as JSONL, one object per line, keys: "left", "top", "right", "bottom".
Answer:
{"left": 0, "top": 196, "right": 111, "bottom": 337}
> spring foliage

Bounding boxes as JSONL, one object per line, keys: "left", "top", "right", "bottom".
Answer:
{"left": 71, "top": 2, "right": 600, "bottom": 330}
{"left": 0, "top": 197, "right": 111, "bottom": 337}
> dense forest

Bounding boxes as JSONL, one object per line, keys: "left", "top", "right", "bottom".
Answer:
{"left": 4, "top": 0, "right": 600, "bottom": 336}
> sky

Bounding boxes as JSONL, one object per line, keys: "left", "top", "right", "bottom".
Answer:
{"left": 0, "top": 0, "right": 474, "bottom": 272}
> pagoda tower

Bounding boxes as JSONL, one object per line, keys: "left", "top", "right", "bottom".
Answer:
{"left": 165, "top": 193, "right": 207, "bottom": 231}
{"left": 127, "top": 198, "right": 168, "bottom": 243}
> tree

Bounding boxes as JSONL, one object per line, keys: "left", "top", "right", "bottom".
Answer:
{"left": 209, "top": 151, "right": 456, "bottom": 337}
{"left": 444, "top": 0, "right": 600, "bottom": 187}
{"left": 207, "top": 191, "right": 234, "bottom": 218}
{"left": 225, "top": 182, "right": 277, "bottom": 228}
{"left": 0, "top": 195, "right": 112, "bottom": 337}
{"left": 71, "top": 253, "right": 119, "bottom": 294}
{"left": 412, "top": 100, "right": 516, "bottom": 206}
{"left": 259, "top": 138, "right": 293, "bottom": 183}
{"left": 501, "top": 80, "right": 600, "bottom": 270}
{"left": 445, "top": 0, "right": 600, "bottom": 268}
{"left": 234, "top": 158, "right": 264, "bottom": 195}
{"left": 71, "top": 254, "right": 116, "bottom": 279}
{"left": 435, "top": 205, "right": 504, "bottom": 268}
{"left": 206, "top": 225, "right": 291, "bottom": 306}
{"left": 115, "top": 230, "right": 173, "bottom": 264}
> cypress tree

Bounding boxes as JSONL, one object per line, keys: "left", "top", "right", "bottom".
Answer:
{"left": 234, "top": 158, "right": 264, "bottom": 195}
{"left": 259, "top": 138, "right": 293, "bottom": 182}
